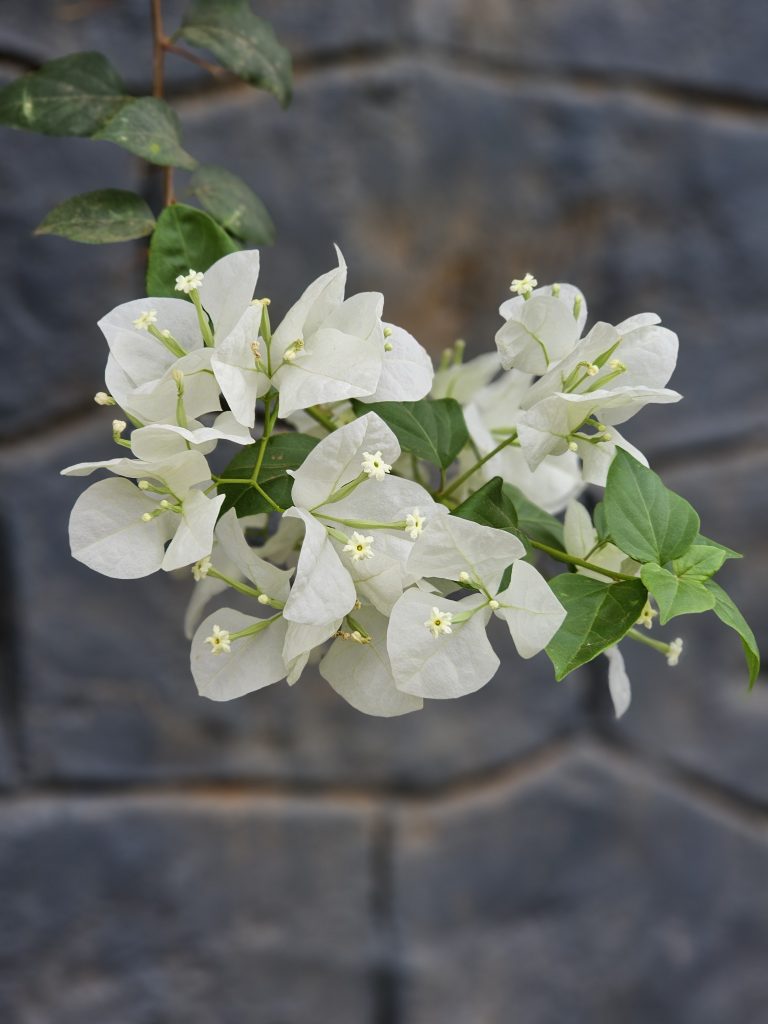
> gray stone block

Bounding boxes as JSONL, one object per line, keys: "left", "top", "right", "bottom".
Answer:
{"left": 410, "top": 0, "right": 768, "bottom": 101}
{"left": 607, "top": 448, "right": 768, "bottom": 803}
{"left": 393, "top": 746, "right": 768, "bottom": 1024}
{"left": 0, "top": 121, "right": 143, "bottom": 438}
{"left": 6, "top": 415, "right": 585, "bottom": 786}
{"left": 181, "top": 63, "right": 768, "bottom": 454}
{"left": 0, "top": 793, "right": 376, "bottom": 1023}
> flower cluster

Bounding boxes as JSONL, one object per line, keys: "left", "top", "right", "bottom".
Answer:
{"left": 63, "top": 251, "right": 758, "bottom": 718}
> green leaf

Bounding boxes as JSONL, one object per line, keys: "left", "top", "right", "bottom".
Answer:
{"left": 640, "top": 563, "right": 715, "bottom": 624}
{"left": 177, "top": 0, "right": 292, "bottom": 106}
{"left": 452, "top": 477, "right": 519, "bottom": 532}
{"left": 604, "top": 449, "right": 700, "bottom": 564}
{"left": 693, "top": 534, "right": 742, "bottom": 561}
{"left": 146, "top": 203, "right": 238, "bottom": 297}
{"left": 218, "top": 433, "right": 319, "bottom": 515}
{"left": 189, "top": 164, "right": 274, "bottom": 244}
{"left": 503, "top": 484, "right": 564, "bottom": 549}
{"left": 671, "top": 544, "right": 727, "bottom": 581}
{"left": 35, "top": 189, "right": 155, "bottom": 244}
{"left": 546, "top": 575, "right": 648, "bottom": 680}
{"left": 355, "top": 398, "right": 468, "bottom": 469}
{"left": 0, "top": 52, "right": 128, "bottom": 136}
{"left": 705, "top": 580, "right": 760, "bottom": 688}
{"left": 94, "top": 97, "right": 197, "bottom": 169}
{"left": 592, "top": 501, "right": 609, "bottom": 543}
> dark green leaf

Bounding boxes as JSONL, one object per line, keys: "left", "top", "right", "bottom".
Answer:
{"left": 503, "top": 483, "right": 564, "bottom": 549}
{"left": 604, "top": 449, "right": 700, "bottom": 564}
{"left": 640, "top": 563, "right": 715, "bottom": 625}
{"left": 0, "top": 52, "right": 128, "bottom": 135}
{"left": 189, "top": 164, "right": 274, "bottom": 244}
{"left": 177, "top": 0, "right": 292, "bottom": 106}
{"left": 218, "top": 433, "right": 319, "bottom": 515}
{"left": 35, "top": 189, "right": 155, "bottom": 244}
{"left": 592, "top": 501, "right": 609, "bottom": 543}
{"left": 546, "top": 575, "right": 647, "bottom": 680}
{"left": 94, "top": 97, "right": 197, "bottom": 169}
{"left": 146, "top": 203, "right": 238, "bottom": 297}
{"left": 705, "top": 580, "right": 760, "bottom": 688}
{"left": 452, "top": 477, "right": 519, "bottom": 532}
{"left": 355, "top": 398, "right": 468, "bottom": 469}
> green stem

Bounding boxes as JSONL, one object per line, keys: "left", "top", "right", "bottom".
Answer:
{"left": 305, "top": 405, "right": 337, "bottom": 432}
{"left": 528, "top": 540, "right": 636, "bottom": 582}
{"left": 191, "top": 290, "right": 215, "bottom": 347}
{"left": 318, "top": 513, "right": 406, "bottom": 531}
{"left": 439, "top": 431, "right": 518, "bottom": 501}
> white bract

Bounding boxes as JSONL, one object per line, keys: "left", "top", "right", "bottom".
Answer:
{"left": 65, "top": 254, "right": 700, "bottom": 718}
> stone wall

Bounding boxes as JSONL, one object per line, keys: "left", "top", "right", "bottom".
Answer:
{"left": 0, "top": 3, "right": 766, "bottom": 1021}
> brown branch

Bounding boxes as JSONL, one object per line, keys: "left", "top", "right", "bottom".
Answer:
{"left": 150, "top": 0, "right": 175, "bottom": 206}
{"left": 161, "top": 40, "right": 225, "bottom": 78}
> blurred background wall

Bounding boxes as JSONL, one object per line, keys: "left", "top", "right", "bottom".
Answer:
{"left": 1, "top": 2, "right": 767, "bottom": 1021}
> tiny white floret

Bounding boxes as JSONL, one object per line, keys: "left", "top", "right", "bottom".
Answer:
{"left": 205, "top": 624, "right": 231, "bottom": 655}
{"left": 637, "top": 600, "right": 657, "bottom": 630}
{"left": 343, "top": 532, "right": 375, "bottom": 562}
{"left": 257, "top": 593, "right": 270, "bottom": 605}
{"left": 192, "top": 556, "right": 211, "bottom": 581}
{"left": 666, "top": 638, "right": 684, "bottom": 666}
{"left": 94, "top": 391, "right": 114, "bottom": 406}
{"left": 112, "top": 419, "right": 127, "bottom": 435}
{"left": 405, "top": 508, "right": 425, "bottom": 539}
{"left": 132, "top": 309, "right": 158, "bottom": 331}
{"left": 424, "top": 606, "right": 453, "bottom": 639}
{"left": 175, "top": 269, "right": 204, "bottom": 294}
{"left": 510, "top": 273, "right": 537, "bottom": 298}
{"left": 361, "top": 450, "right": 391, "bottom": 481}
{"left": 489, "top": 599, "right": 500, "bottom": 610}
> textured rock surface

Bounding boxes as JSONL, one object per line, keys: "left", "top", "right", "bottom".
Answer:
{"left": 0, "top": 793, "right": 376, "bottom": 1024}
{"left": 393, "top": 747, "right": 768, "bottom": 1024}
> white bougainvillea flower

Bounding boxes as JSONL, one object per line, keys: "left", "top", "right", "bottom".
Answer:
{"left": 431, "top": 351, "right": 500, "bottom": 404}
{"left": 462, "top": 371, "right": 583, "bottom": 513}
{"left": 282, "top": 413, "right": 442, "bottom": 622}
{"left": 500, "top": 281, "right": 588, "bottom": 337}
{"left": 495, "top": 293, "right": 582, "bottom": 375}
{"left": 521, "top": 315, "right": 679, "bottom": 412}
{"left": 388, "top": 588, "right": 499, "bottom": 699}
{"left": 130, "top": 412, "right": 252, "bottom": 461}
{"left": 100, "top": 251, "right": 263, "bottom": 425}
{"left": 63, "top": 450, "right": 223, "bottom": 577}
{"left": 320, "top": 606, "right": 423, "bottom": 716}
{"left": 406, "top": 514, "right": 565, "bottom": 661}
{"left": 516, "top": 386, "right": 681, "bottom": 469}
{"left": 509, "top": 272, "right": 538, "bottom": 298}
{"left": 270, "top": 249, "right": 386, "bottom": 416}
{"left": 358, "top": 322, "right": 434, "bottom": 403}
{"left": 604, "top": 645, "right": 632, "bottom": 718}
{"left": 191, "top": 608, "right": 289, "bottom": 701}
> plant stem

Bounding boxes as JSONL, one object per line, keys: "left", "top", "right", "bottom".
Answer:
{"left": 305, "top": 405, "right": 337, "bottom": 432}
{"left": 161, "top": 40, "right": 224, "bottom": 77}
{"left": 528, "top": 540, "right": 636, "bottom": 582}
{"left": 150, "top": 0, "right": 175, "bottom": 206}
{"left": 438, "top": 431, "right": 518, "bottom": 501}
{"left": 626, "top": 628, "right": 670, "bottom": 654}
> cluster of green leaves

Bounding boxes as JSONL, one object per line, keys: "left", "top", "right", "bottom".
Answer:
{"left": 0, "top": 0, "right": 292, "bottom": 293}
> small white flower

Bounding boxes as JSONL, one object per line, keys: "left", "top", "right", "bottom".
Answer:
{"left": 93, "top": 391, "right": 114, "bottom": 406}
{"left": 424, "top": 606, "right": 453, "bottom": 639}
{"left": 343, "top": 532, "right": 375, "bottom": 562}
{"left": 609, "top": 358, "right": 626, "bottom": 371}
{"left": 112, "top": 419, "right": 126, "bottom": 435}
{"left": 250, "top": 339, "right": 262, "bottom": 360}
{"left": 192, "top": 556, "right": 211, "bottom": 582}
{"left": 637, "top": 599, "right": 657, "bottom": 630}
{"left": 405, "top": 508, "right": 425, "bottom": 539}
{"left": 175, "top": 269, "right": 204, "bottom": 294}
{"left": 361, "top": 450, "right": 391, "bottom": 481}
{"left": 459, "top": 571, "right": 471, "bottom": 583}
{"left": 666, "top": 638, "right": 684, "bottom": 667}
{"left": 257, "top": 593, "right": 270, "bottom": 605}
{"left": 205, "top": 624, "right": 231, "bottom": 655}
{"left": 509, "top": 273, "right": 537, "bottom": 298}
{"left": 132, "top": 309, "right": 158, "bottom": 331}
{"left": 489, "top": 599, "right": 500, "bottom": 610}
{"left": 586, "top": 363, "right": 600, "bottom": 376}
